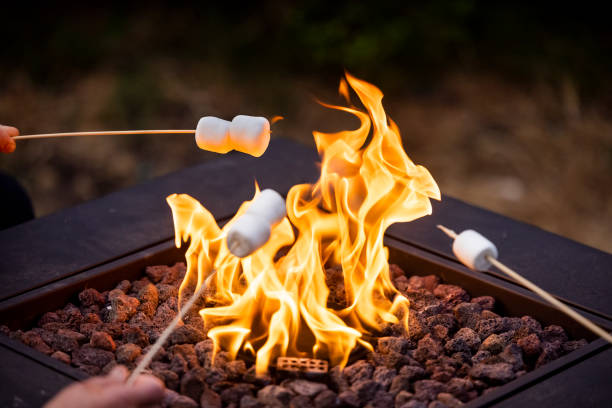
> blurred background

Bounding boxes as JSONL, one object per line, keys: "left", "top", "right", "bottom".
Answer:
{"left": 0, "top": 2, "right": 610, "bottom": 253}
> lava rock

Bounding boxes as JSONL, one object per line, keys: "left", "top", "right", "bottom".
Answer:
{"left": 116, "top": 343, "right": 142, "bottom": 364}
{"left": 497, "top": 343, "right": 524, "bottom": 371}
{"left": 344, "top": 360, "right": 374, "bottom": 384}
{"left": 314, "top": 389, "right": 337, "bottom": 408}
{"left": 51, "top": 350, "right": 71, "bottom": 364}
{"left": 480, "top": 333, "right": 506, "bottom": 354}
{"left": 290, "top": 395, "right": 314, "bottom": 408}
{"left": 563, "top": 339, "right": 588, "bottom": 353}
{"left": 540, "top": 325, "right": 568, "bottom": 344}
{"left": 413, "top": 379, "right": 446, "bottom": 402}
{"left": 389, "top": 375, "right": 411, "bottom": 395}
{"left": 123, "top": 326, "right": 149, "bottom": 348}
{"left": 90, "top": 331, "right": 116, "bottom": 351}
{"left": 53, "top": 329, "right": 86, "bottom": 353}
{"left": 401, "top": 401, "right": 427, "bottom": 408}
{"left": 517, "top": 333, "right": 541, "bottom": 356}
{"left": 377, "top": 336, "right": 410, "bottom": 354}
{"left": 453, "top": 302, "right": 482, "bottom": 330}
{"left": 470, "top": 296, "right": 495, "bottom": 311}
{"left": 107, "top": 290, "right": 140, "bottom": 323}
{"left": 287, "top": 379, "right": 328, "bottom": 398}
{"left": 351, "top": 380, "right": 381, "bottom": 403}
{"left": 395, "top": 390, "right": 415, "bottom": 406}
{"left": 372, "top": 366, "right": 397, "bottom": 390}
{"left": 338, "top": 390, "right": 360, "bottom": 408}
{"left": 180, "top": 367, "right": 207, "bottom": 401}
{"left": 445, "top": 328, "right": 481, "bottom": 354}
{"left": 433, "top": 284, "right": 470, "bottom": 306}
{"left": 240, "top": 395, "right": 262, "bottom": 408}
{"left": 425, "top": 314, "right": 458, "bottom": 334}
{"left": 220, "top": 383, "right": 254, "bottom": 404}
{"left": 171, "top": 344, "right": 199, "bottom": 369}
{"left": 445, "top": 378, "right": 475, "bottom": 402}
{"left": 364, "top": 390, "right": 394, "bottom": 408}
{"left": 469, "top": 363, "right": 515, "bottom": 384}
{"left": 258, "top": 385, "right": 294, "bottom": 407}
{"left": 329, "top": 365, "right": 350, "bottom": 393}
{"left": 477, "top": 318, "right": 511, "bottom": 340}
{"left": 535, "top": 341, "right": 563, "bottom": 368}
{"left": 157, "top": 284, "right": 179, "bottom": 302}
{"left": 20, "top": 331, "right": 53, "bottom": 355}
{"left": 224, "top": 360, "right": 247, "bottom": 380}
{"left": 168, "top": 325, "right": 205, "bottom": 345}
{"left": 415, "top": 334, "right": 442, "bottom": 363}
{"left": 73, "top": 344, "right": 114, "bottom": 368}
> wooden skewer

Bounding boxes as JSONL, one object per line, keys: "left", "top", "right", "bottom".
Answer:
{"left": 437, "top": 225, "right": 612, "bottom": 345}
{"left": 12, "top": 130, "right": 195, "bottom": 140}
{"left": 126, "top": 271, "right": 215, "bottom": 385}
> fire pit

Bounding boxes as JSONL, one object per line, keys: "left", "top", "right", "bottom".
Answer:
{"left": 1, "top": 77, "right": 611, "bottom": 407}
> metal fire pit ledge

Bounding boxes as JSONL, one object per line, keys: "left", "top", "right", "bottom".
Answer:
{"left": 0, "top": 138, "right": 610, "bottom": 407}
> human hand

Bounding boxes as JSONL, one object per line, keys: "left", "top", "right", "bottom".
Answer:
{"left": 0, "top": 125, "right": 19, "bottom": 153}
{"left": 44, "top": 365, "right": 165, "bottom": 408}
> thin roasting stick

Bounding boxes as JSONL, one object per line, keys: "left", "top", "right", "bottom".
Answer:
{"left": 436, "top": 225, "right": 612, "bottom": 345}
{"left": 126, "top": 271, "right": 215, "bottom": 385}
{"left": 13, "top": 130, "right": 195, "bottom": 140}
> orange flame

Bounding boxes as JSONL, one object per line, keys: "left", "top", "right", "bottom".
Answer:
{"left": 166, "top": 73, "right": 440, "bottom": 375}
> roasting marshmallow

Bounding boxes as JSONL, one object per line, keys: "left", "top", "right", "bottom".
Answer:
{"left": 195, "top": 115, "right": 270, "bottom": 157}
{"left": 227, "top": 189, "right": 286, "bottom": 257}
{"left": 452, "top": 229, "right": 498, "bottom": 270}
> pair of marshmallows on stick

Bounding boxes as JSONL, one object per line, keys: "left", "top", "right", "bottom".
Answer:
{"left": 195, "top": 115, "right": 270, "bottom": 157}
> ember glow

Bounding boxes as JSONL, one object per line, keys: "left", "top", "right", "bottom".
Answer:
{"left": 166, "top": 73, "right": 440, "bottom": 375}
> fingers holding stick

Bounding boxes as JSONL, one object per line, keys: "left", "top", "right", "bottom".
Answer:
{"left": 0, "top": 125, "right": 19, "bottom": 153}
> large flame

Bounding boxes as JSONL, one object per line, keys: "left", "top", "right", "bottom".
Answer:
{"left": 166, "top": 73, "right": 440, "bottom": 375}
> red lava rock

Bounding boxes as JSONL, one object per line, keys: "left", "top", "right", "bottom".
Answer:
{"left": 78, "top": 288, "right": 105, "bottom": 307}
{"left": 257, "top": 385, "right": 294, "bottom": 407}
{"left": 53, "top": 329, "right": 86, "bottom": 353}
{"left": 351, "top": 380, "right": 381, "bottom": 403}
{"left": 159, "top": 263, "right": 186, "bottom": 285}
{"left": 471, "top": 296, "right": 495, "bottom": 311}
{"left": 20, "top": 330, "right": 53, "bottom": 355}
{"left": 437, "top": 392, "right": 464, "bottom": 407}
{"left": 399, "top": 364, "right": 426, "bottom": 381}
{"left": 453, "top": 302, "right": 482, "bottom": 330}
{"left": 100, "top": 322, "right": 125, "bottom": 339}
{"left": 200, "top": 384, "right": 222, "bottom": 408}
{"left": 377, "top": 336, "right": 410, "bottom": 354}
{"left": 445, "top": 328, "right": 481, "bottom": 354}
{"left": 145, "top": 265, "right": 169, "bottom": 283}
{"left": 480, "top": 333, "right": 506, "bottom": 354}
{"left": 240, "top": 395, "right": 262, "bottom": 408}
{"left": 415, "top": 334, "right": 442, "bottom": 363}
{"left": 157, "top": 283, "right": 179, "bottom": 302}
{"left": 154, "top": 301, "right": 178, "bottom": 327}
{"left": 563, "top": 339, "right": 587, "bottom": 353}
{"left": 168, "top": 324, "right": 205, "bottom": 345}
{"left": 497, "top": 343, "right": 524, "bottom": 371}
{"left": 329, "top": 366, "right": 350, "bottom": 393}
{"left": 343, "top": 360, "right": 374, "bottom": 384}
{"left": 389, "top": 375, "right": 412, "bottom": 394}
{"left": 73, "top": 344, "right": 115, "bottom": 368}
{"left": 393, "top": 275, "right": 410, "bottom": 293}
{"left": 171, "top": 344, "right": 199, "bottom": 369}
{"left": 469, "top": 363, "right": 515, "bottom": 384}
{"left": 168, "top": 394, "right": 199, "bottom": 408}
{"left": 476, "top": 318, "right": 511, "bottom": 340}
{"left": 290, "top": 395, "right": 313, "bottom": 408}
{"left": 389, "top": 264, "right": 405, "bottom": 280}
{"left": 221, "top": 383, "right": 255, "bottom": 404}
{"left": 372, "top": 366, "right": 396, "bottom": 389}
{"left": 540, "top": 325, "right": 568, "bottom": 344}
{"left": 425, "top": 314, "right": 458, "bottom": 333}
{"left": 38, "top": 312, "right": 61, "bottom": 326}
{"left": 413, "top": 379, "right": 446, "bottom": 401}
{"left": 407, "top": 275, "right": 440, "bottom": 292}
{"left": 365, "top": 390, "right": 394, "bottom": 408}
{"left": 154, "top": 368, "right": 180, "bottom": 390}
{"left": 314, "top": 389, "right": 337, "bottom": 408}
{"left": 433, "top": 284, "right": 470, "bottom": 306}
{"left": 338, "top": 390, "right": 360, "bottom": 408}
{"left": 517, "top": 333, "right": 541, "bottom": 356}
{"left": 116, "top": 343, "right": 141, "bottom": 364}
{"left": 395, "top": 390, "right": 415, "bottom": 406}
{"left": 403, "top": 289, "right": 440, "bottom": 310}
{"left": 287, "top": 379, "right": 328, "bottom": 397}
{"left": 180, "top": 367, "right": 207, "bottom": 402}
{"left": 225, "top": 359, "right": 247, "bottom": 380}
{"left": 115, "top": 280, "right": 131, "bottom": 293}
{"left": 535, "top": 341, "right": 562, "bottom": 368}
{"left": 446, "top": 377, "right": 476, "bottom": 402}
{"left": 51, "top": 350, "right": 71, "bottom": 364}
{"left": 90, "top": 331, "right": 116, "bottom": 351}
{"left": 107, "top": 290, "right": 139, "bottom": 323}
{"left": 123, "top": 326, "right": 148, "bottom": 347}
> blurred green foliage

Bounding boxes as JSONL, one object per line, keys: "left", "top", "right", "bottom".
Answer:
{"left": 1, "top": 1, "right": 610, "bottom": 99}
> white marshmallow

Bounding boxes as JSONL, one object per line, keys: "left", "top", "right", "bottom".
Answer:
{"left": 452, "top": 229, "right": 498, "bottom": 270}
{"left": 195, "top": 116, "right": 232, "bottom": 153}
{"left": 229, "top": 115, "right": 270, "bottom": 157}
{"left": 227, "top": 189, "right": 286, "bottom": 257}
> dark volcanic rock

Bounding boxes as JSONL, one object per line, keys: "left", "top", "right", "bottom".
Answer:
{"left": 433, "top": 284, "right": 470, "bottom": 306}
{"left": 79, "top": 288, "right": 105, "bottom": 307}
{"left": 220, "top": 383, "right": 254, "bottom": 404}
{"left": 180, "top": 367, "right": 207, "bottom": 402}
{"left": 314, "top": 389, "right": 337, "bottom": 408}
{"left": 116, "top": 343, "right": 141, "bottom": 364}
{"left": 364, "top": 390, "right": 394, "bottom": 408}
{"left": 168, "top": 325, "right": 205, "bottom": 345}
{"left": 413, "top": 379, "right": 446, "bottom": 401}
{"left": 286, "top": 379, "right": 328, "bottom": 397}
{"left": 372, "top": 366, "right": 396, "bottom": 390}
{"left": 445, "top": 328, "right": 481, "bottom": 354}
{"left": 517, "top": 333, "right": 541, "bottom": 356}
{"left": 290, "top": 395, "right": 314, "bottom": 408}
{"left": 90, "top": 331, "right": 116, "bottom": 351}
{"left": 351, "top": 380, "right": 381, "bottom": 403}
{"left": 415, "top": 334, "right": 442, "bottom": 363}
{"left": 257, "top": 385, "right": 294, "bottom": 407}
{"left": 453, "top": 302, "right": 482, "bottom": 330}
{"left": 73, "top": 344, "right": 114, "bottom": 368}
{"left": 469, "top": 363, "right": 515, "bottom": 384}
{"left": 51, "top": 350, "right": 71, "bottom": 364}
{"left": 344, "top": 360, "right": 374, "bottom": 384}
{"left": 377, "top": 336, "right": 410, "bottom": 354}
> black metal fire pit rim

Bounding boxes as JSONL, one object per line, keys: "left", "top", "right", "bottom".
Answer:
{"left": 0, "top": 333, "right": 88, "bottom": 381}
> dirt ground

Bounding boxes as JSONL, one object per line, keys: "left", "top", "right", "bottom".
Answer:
{"left": 1, "top": 66, "right": 610, "bottom": 253}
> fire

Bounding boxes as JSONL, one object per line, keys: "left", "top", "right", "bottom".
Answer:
{"left": 166, "top": 73, "right": 440, "bottom": 375}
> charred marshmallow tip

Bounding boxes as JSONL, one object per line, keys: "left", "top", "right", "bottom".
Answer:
{"left": 227, "top": 189, "right": 286, "bottom": 258}
{"left": 195, "top": 115, "right": 270, "bottom": 157}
